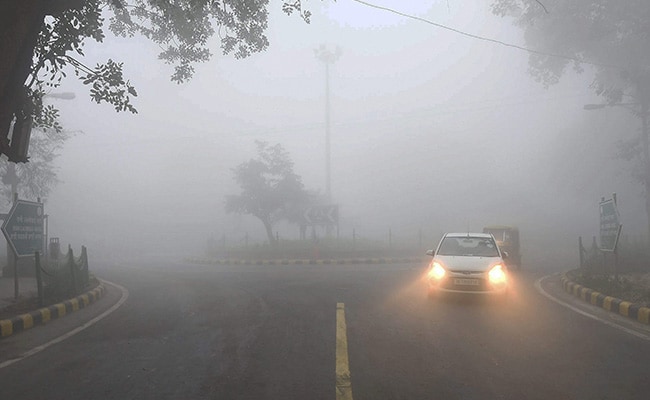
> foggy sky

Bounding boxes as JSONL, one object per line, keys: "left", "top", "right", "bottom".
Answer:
{"left": 33, "top": 1, "right": 644, "bottom": 265}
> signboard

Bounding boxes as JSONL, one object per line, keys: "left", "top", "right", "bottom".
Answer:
{"left": 303, "top": 204, "right": 339, "bottom": 225}
{"left": 599, "top": 197, "right": 622, "bottom": 252}
{"left": 1, "top": 200, "right": 44, "bottom": 257}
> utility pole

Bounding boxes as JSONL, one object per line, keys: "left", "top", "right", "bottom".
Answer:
{"left": 640, "top": 101, "right": 650, "bottom": 244}
{"left": 314, "top": 44, "right": 341, "bottom": 203}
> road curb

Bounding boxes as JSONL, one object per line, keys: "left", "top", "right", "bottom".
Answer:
{"left": 561, "top": 273, "right": 650, "bottom": 325}
{"left": 0, "top": 283, "right": 106, "bottom": 339}
{"left": 186, "top": 257, "right": 426, "bottom": 266}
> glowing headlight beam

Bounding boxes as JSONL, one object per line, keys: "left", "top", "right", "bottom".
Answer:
{"left": 488, "top": 264, "right": 506, "bottom": 284}
{"left": 429, "top": 262, "right": 446, "bottom": 280}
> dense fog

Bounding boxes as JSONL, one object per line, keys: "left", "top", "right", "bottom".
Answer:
{"left": 25, "top": 1, "right": 645, "bottom": 268}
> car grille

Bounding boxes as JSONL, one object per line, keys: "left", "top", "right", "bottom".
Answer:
{"left": 449, "top": 270, "right": 484, "bottom": 274}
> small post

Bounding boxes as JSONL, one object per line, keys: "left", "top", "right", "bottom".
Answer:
{"left": 578, "top": 236, "right": 584, "bottom": 269}
{"left": 81, "top": 245, "right": 89, "bottom": 287}
{"left": 613, "top": 224, "right": 622, "bottom": 282}
{"left": 44, "top": 214, "right": 49, "bottom": 260}
{"left": 13, "top": 251, "right": 18, "bottom": 300}
{"left": 68, "top": 246, "right": 77, "bottom": 296}
{"left": 614, "top": 248, "right": 619, "bottom": 282}
{"left": 35, "top": 251, "right": 44, "bottom": 307}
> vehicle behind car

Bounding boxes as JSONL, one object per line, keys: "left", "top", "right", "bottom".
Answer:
{"left": 482, "top": 225, "right": 521, "bottom": 270}
{"left": 426, "top": 232, "right": 509, "bottom": 298}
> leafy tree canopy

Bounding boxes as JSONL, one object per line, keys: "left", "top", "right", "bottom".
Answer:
{"left": 490, "top": 0, "right": 650, "bottom": 103}
{"left": 226, "top": 141, "right": 310, "bottom": 245}
{"left": 491, "top": 0, "right": 650, "bottom": 240}
{"left": 0, "top": 0, "right": 311, "bottom": 160}
{"left": 0, "top": 127, "right": 70, "bottom": 203}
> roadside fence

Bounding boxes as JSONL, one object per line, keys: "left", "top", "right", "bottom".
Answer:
{"left": 578, "top": 234, "right": 650, "bottom": 278}
{"left": 206, "top": 229, "right": 435, "bottom": 261}
{"left": 34, "top": 245, "right": 90, "bottom": 306}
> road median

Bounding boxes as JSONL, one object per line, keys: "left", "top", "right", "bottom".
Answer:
{"left": 561, "top": 272, "right": 650, "bottom": 325}
{"left": 186, "top": 257, "right": 426, "bottom": 266}
{"left": 0, "top": 283, "right": 106, "bottom": 339}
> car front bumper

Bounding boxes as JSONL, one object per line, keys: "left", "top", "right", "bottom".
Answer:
{"left": 428, "top": 273, "right": 507, "bottom": 295}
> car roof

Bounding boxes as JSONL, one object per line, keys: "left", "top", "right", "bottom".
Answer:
{"left": 483, "top": 225, "right": 518, "bottom": 231}
{"left": 445, "top": 232, "right": 493, "bottom": 238}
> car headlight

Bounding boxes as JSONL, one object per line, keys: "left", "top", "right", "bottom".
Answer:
{"left": 488, "top": 264, "right": 506, "bottom": 285}
{"left": 428, "top": 261, "right": 446, "bottom": 280}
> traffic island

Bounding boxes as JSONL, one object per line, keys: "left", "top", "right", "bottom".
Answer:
{"left": 561, "top": 272, "right": 650, "bottom": 325}
{"left": 0, "top": 283, "right": 105, "bottom": 339}
{"left": 186, "top": 257, "right": 426, "bottom": 266}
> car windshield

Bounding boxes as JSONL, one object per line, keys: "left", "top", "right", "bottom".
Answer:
{"left": 437, "top": 237, "right": 499, "bottom": 257}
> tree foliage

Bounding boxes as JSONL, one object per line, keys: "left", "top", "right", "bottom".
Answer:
{"left": 490, "top": 0, "right": 650, "bottom": 103}
{"left": 491, "top": 0, "right": 650, "bottom": 240}
{"left": 0, "top": 127, "right": 71, "bottom": 202}
{"left": 0, "top": 0, "right": 312, "bottom": 160}
{"left": 226, "top": 141, "right": 310, "bottom": 245}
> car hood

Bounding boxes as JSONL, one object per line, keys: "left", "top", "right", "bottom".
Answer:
{"left": 435, "top": 255, "right": 502, "bottom": 272}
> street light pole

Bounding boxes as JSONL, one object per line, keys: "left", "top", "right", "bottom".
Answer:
{"left": 640, "top": 101, "right": 650, "bottom": 243}
{"left": 314, "top": 45, "right": 341, "bottom": 203}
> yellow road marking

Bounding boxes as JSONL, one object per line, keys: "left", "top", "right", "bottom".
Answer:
{"left": 639, "top": 307, "right": 650, "bottom": 324}
{"left": 70, "top": 298, "right": 79, "bottom": 311}
{"left": 40, "top": 308, "right": 51, "bottom": 323}
{"left": 0, "top": 320, "right": 12, "bottom": 337}
{"left": 336, "top": 302, "right": 353, "bottom": 400}
{"left": 20, "top": 314, "right": 33, "bottom": 330}
{"left": 619, "top": 301, "right": 632, "bottom": 317}
{"left": 55, "top": 303, "right": 66, "bottom": 317}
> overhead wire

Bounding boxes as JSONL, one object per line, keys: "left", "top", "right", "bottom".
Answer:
{"left": 349, "top": 0, "right": 645, "bottom": 71}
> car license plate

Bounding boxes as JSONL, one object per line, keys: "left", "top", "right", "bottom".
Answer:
{"left": 454, "top": 278, "right": 479, "bottom": 286}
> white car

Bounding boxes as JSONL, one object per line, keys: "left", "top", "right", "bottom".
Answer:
{"left": 425, "top": 232, "right": 508, "bottom": 297}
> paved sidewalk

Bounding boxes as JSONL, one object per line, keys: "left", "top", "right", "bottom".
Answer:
{"left": 0, "top": 276, "right": 38, "bottom": 311}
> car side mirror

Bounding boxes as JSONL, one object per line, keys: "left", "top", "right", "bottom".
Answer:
{"left": 426, "top": 249, "right": 434, "bottom": 256}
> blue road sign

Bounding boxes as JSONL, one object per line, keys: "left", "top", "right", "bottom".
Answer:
{"left": 1, "top": 200, "right": 44, "bottom": 257}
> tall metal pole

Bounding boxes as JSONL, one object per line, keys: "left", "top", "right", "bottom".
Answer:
{"left": 325, "top": 61, "right": 331, "bottom": 202}
{"left": 641, "top": 101, "right": 650, "bottom": 244}
{"left": 315, "top": 45, "right": 341, "bottom": 203}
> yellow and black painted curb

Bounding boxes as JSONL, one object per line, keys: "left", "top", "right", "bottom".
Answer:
{"left": 0, "top": 284, "right": 106, "bottom": 339}
{"left": 186, "top": 257, "right": 426, "bottom": 266}
{"left": 561, "top": 273, "right": 650, "bottom": 325}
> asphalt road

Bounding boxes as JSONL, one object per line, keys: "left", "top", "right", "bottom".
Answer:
{"left": 1, "top": 258, "right": 650, "bottom": 399}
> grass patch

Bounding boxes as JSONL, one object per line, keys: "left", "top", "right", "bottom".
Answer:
{"left": 571, "top": 269, "right": 650, "bottom": 306}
